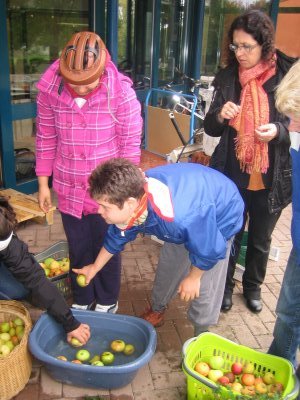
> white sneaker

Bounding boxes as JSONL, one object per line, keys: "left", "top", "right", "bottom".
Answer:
{"left": 71, "top": 304, "right": 88, "bottom": 310}
{"left": 95, "top": 302, "right": 118, "bottom": 314}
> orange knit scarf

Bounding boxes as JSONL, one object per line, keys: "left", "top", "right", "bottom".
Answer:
{"left": 229, "top": 57, "right": 276, "bottom": 174}
{"left": 118, "top": 193, "right": 148, "bottom": 231}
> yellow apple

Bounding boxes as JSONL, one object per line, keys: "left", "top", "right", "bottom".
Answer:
{"left": 76, "top": 274, "right": 88, "bottom": 287}
{"left": 70, "top": 337, "right": 83, "bottom": 347}
{"left": 49, "top": 260, "right": 60, "bottom": 270}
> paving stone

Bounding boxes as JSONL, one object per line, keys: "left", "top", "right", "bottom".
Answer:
{"left": 131, "top": 364, "right": 154, "bottom": 392}
{"left": 152, "top": 371, "right": 186, "bottom": 389}
{"left": 63, "top": 383, "right": 109, "bottom": 398}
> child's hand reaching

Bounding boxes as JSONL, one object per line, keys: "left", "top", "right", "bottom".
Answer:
{"left": 67, "top": 323, "right": 91, "bottom": 345}
{"left": 72, "top": 264, "right": 98, "bottom": 285}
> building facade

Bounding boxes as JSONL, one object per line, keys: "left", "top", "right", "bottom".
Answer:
{"left": 0, "top": 0, "right": 299, "bottom": 193}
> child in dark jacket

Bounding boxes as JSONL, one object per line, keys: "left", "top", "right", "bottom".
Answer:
{"left": 0, "top": 197, "right": 90, "bottom": 345}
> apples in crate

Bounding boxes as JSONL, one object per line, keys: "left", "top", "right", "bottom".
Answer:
{"left": 39, "top": 256, "right": 70, "bottom": 278}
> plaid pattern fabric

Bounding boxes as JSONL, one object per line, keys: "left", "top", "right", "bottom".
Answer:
{"left": 36, "top": 60, "right": 142, "bottom": 218}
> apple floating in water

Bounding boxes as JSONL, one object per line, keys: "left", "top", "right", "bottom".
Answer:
{"left": 110, "top": 339, "right": 126, "bottom": 353}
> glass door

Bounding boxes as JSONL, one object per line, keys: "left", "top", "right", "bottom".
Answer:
{"left": 2, "top": 0, "right": 89, "bottom": 192}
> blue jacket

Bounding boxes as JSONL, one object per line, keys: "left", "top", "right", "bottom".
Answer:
{"left": 103, "top": 163, "right": 244, "bottom": 270}
{"left": 290, "top": 137, "right": 300, "bottom": 266}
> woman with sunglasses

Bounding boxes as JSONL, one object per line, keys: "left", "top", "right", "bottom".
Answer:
{"left": 204, "top": 10, "right": 297, "bottom": 313}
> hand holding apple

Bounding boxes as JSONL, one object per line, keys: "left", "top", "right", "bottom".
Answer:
{"left": 67, "top": 323, "right": 90, "bottom": 346}
{"left": 73, "top": 263, "right": 98, "bottom": 285}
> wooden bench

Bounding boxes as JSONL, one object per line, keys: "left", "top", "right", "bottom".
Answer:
{"left": 0, "top": 188, "right": 56, "bottom": 225}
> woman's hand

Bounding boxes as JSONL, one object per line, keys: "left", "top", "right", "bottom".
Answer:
{"left": 72, "top": 264, "right": 98, "bottom": 285}
{"left": 255, "top": 123, "right": 278, "bottom": 143}
{"left": 67, "top": 323, "right": 91, "bottom": 345}
{"left": 219, "top": 101, "right": 241, "bottom": 122}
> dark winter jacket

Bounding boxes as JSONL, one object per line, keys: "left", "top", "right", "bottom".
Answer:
{"left": 204, "top": 50, "right": 297, "bottom": 214}
{"left": 0, "top": 234, "right": 79, "bottom": 333}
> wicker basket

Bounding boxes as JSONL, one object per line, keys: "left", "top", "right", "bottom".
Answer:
{"left": 0, "top": 300, "right": 32, "bottom": 400}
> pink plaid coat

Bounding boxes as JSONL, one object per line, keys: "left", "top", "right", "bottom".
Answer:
{"left": 35, "top": 59, "right": 142, "bottom": 218}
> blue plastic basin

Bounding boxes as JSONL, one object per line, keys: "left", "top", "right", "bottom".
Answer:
{"left": 29, "top": 310, "right": 157, "bottom": 389}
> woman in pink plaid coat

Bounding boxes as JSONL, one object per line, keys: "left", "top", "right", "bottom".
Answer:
{"left": 35, "top": 32, "right": 142, "bottom": 313}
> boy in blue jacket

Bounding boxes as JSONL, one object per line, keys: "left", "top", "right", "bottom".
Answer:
{"left": 74, "top": 159, "right": 244, "bottom": 334}
{"left": 268, "top": 60, "right": 300, "bottom": 374}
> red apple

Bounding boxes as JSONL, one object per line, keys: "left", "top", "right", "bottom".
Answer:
{"left": 254, "top": 376, "right": 264, "bottom": 385}
{"left": 194, "top": 361, "right": 210, "bottom": 377}
{"left": 218, "top": 375, "right": 230, "bottom": 386}
{"left": 241, "top": 373, "right": 255, "bottom": 386}
{"left": 224, "top": 371, "right": 235, "bottom": 383}
{"left": 269, "top": 382, "right": 284, "bottom": 393}
{"left": 231, "top": 362, "right": 243, "bottom": 375}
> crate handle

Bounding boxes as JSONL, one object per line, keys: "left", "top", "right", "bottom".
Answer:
{"left": 285, "top": 374, "right": 299, "bottom": 400}
{"left": 182, "top": 336, "right": 197, "bottom": 357}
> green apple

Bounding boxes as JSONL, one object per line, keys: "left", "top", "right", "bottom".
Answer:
{"left": 1, "top": 322, "right": 10, "bottom": 333}
{"left": 57, "top": 355, "right": 67, "bottom": 361}
{"left": 123, "top": 343, "right": 135, "bottom": 355}
{"left": 207, "top": 369, "right": 223, "bottom": 382}
{"left": 0, "top": 332, "right": 11, "bottom": 342}
{"left": 263, "top": 372, "right": 275, "bottom": 385}
{"left": 44, "top": 257, "right": 55, "bottom": 267}
{"left": 242, "top": 361, "right": 255, "bottom": 374}
{"left": 5, "top": 340, "right": 14, "bottom": 352}
{"left": 76, "top": 274, "right": 88, "bottom": 287}
{"left": 209, "top": 355, "right": 224, "bottom": 370}
{"left": 9, "top": 327, "right": 16, "bottom": 336}
{"left": 13, "top": 317, "right": 24, "bottom": 327}
{"left": 91, "top": 360, "right": 104, "bottom": 366}
{"left": 101, "top": 351, "right": 115, "bottom": 365}
{"left": 70, "top": 337, "right": 83, "bottom": 347}
{"left": 89, "top": 355, "right": 101, "bottom": 364}
{"left": 76, "top": 349, "right": 90, "bottom": 362}
{"left": 110, "top": 339, "right": 126, "bottom": 352}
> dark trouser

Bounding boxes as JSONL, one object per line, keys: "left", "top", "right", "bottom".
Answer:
{"left": 61, "top": 212, "right": 121, "bottom": 306}
{"left": 224, "top": 188, "right": 281, "bottom": 300}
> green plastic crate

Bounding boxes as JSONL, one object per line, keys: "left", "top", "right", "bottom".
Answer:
{"left": 34, "top": 241, "right": 72, "bottom": 300}
{"left": 182, "top": 333, "right": 299, "bottom": 400}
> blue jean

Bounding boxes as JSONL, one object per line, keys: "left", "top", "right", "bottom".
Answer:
{"left": 0, "top": 262, "right": 29, "bottom": 300}
{"left": 268, "top": 248, "right": 300, "bottom": 369}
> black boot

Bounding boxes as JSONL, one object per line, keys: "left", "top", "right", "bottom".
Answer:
{"left": 221, "top": 293, "right": 233, "bottom": 312}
